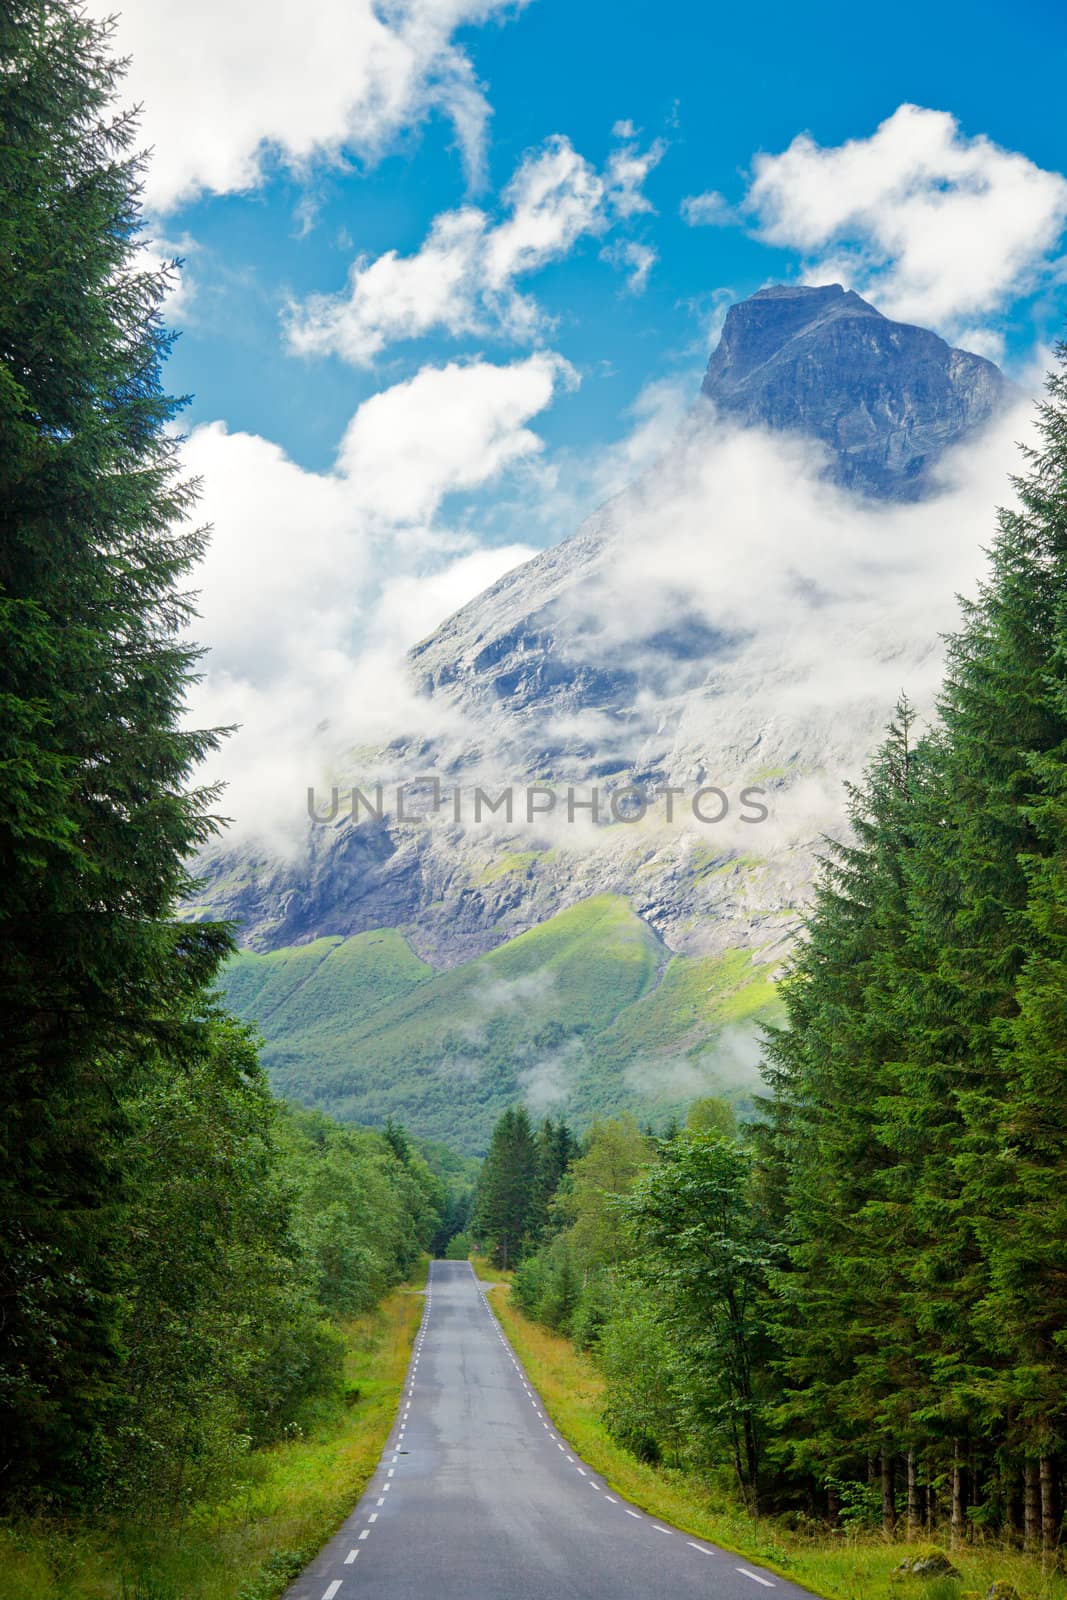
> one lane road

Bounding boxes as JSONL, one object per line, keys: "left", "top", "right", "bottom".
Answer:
{"left": 283, "top": 1260, "right": 814, "bottom": 1600}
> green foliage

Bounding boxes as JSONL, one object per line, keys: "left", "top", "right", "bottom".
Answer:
{"left": 621, "top": 1131, "right": 775, "bottom": 1506}
{"left": 559, "top": 1115, "right": 655, "bottom": 1271}
{"left": 278, "top": 1107, "right": 441, "bottom": 1319}
{"left": 0, "top": 0, "right": 232, "bottom": 1498}
{"left": 473, "top": 1105, "right": 539, "bottom": 1267}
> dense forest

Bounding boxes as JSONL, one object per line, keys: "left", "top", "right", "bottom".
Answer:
{"left": 478, "top": 348, "right": 1067, "bottom": 1556}
{"left": 0, "top": 0, "right": 459, "bottom": 1523}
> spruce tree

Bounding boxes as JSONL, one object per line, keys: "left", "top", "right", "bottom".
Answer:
{"left": 0, "top": 0, "right": 228, "bottom": 1492}
{"left": 473, "top": 1107, "right": 538, "bottom": 1268}
{"left": 761, "top": 703, "right": 931, "bottom": 1505}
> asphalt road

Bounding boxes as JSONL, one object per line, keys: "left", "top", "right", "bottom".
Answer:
{"left": 283, "top": 1260, "right": 814, "bottom": 1600}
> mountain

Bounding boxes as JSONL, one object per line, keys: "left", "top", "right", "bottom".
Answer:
{"left": 700, "top": 284, "right": 1008, "bottom": 500}
{"left": 203, "top": 283, "right": 1015, "bottom": 1147}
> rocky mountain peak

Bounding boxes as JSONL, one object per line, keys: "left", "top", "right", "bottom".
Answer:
{"left": 701, "top": 282, "right": 1010, "bottom": 499}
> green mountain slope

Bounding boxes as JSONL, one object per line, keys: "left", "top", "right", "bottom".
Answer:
{"left": 219, "top": 895, "right": 780, "bottom": 1151}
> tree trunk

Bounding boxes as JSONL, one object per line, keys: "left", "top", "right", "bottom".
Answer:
{"left": 926, "top": 1470, "right": 937, "bottom": 1534}
{"left": 1025, "top": 1459, "right": 1041, "bottom": 1552}
{"left": 907, "top": 1449, "right": 921, "bottom": 1541}
{"left": 951, "top": 1442, "right": 966, "bottom": 1546}
{"left": 882, "top": 1449, "right": 897, "bottom": 1537}
{"left": 827, "top": 1484, "right": 841, "bottom": 1527}
{"left": 1040, "top": 1455, "right": 1058, "bottom": 1559}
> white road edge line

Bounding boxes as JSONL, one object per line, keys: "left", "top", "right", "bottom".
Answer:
{"left": 687, "top": 1541, "right": 711, "bottom": 1553}
{"left": 737, "top": 1568, "right": 775, "bottom": 1587}
{"left": 625, "top": 1509, "right": 640, "bottom": 1519}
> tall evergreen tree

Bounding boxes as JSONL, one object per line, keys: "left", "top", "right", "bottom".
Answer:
{"left": 760, "top": 703, "right": 929, "bottom": 1508}
{"left": 0, "top": 0, "right": 228, "bottom": 1493}
{"left": 473, "top": 1106, "right": 538, "bottom": 1268}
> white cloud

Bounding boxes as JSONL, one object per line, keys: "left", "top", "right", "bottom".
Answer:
{"left": 605, "top": 134, "right": 666, "bottom": 218}
{"left": 336, "top": 353, "right": 576, "bottom": 521}
{"left": 286, "top": 131, "right": 664, "bottom": 363}
{"left": 185, "top": 354, "right": 568, "bottom": 848}
{"left": 600, "top": 239, "right": 657, "bottom": 294}
{"left": 744, "top": 104, "right": 1067, "bottom": 339}
{"left": 91, "top": 0, "right": 528, "bottom": 213}
{"left": 680, "top": 190, "right": 734, "bottom": 227}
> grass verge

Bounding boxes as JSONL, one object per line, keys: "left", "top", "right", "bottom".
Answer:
{"left": 489, "top": 1276, "right": 1067, "bottom": 1600}
{"left": 0, "top": 1263, "right": 428, "bottom": 1600}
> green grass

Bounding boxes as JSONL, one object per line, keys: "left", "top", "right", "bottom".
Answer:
{"left": 0, "top": 1267, "right": 427, "bottom": 1600}
{"left": 490, "top": 1280, "right": 1066, "bottom": 1600}
{"left": 219, "top": 896, "right": 783, "bottom": 1152}
{"left": 478, "top": 851, "right": 541, "bottom": 885}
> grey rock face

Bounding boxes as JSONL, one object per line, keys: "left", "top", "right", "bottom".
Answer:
{"left": 701, "top": 283, "right": 1010, "bottom": 500}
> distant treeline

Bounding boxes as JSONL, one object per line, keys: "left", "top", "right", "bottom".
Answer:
{"left": 0, "top": 1, "right": 453, "bottom": 1516}
{"left": 480, "top": 344, "right": 1067, "bottom": 1552}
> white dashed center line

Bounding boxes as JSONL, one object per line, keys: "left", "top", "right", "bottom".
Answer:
{"left": 322, "top": 1582, "right": 342, "bottom": 1600}
{"left": 344, "top": 1550, "right": 359, "bottom": 1564}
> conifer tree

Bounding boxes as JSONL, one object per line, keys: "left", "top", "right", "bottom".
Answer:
{"left": 761, "top": 703, "right": 932, "bottom": 1508}
{"left": 473, "top": 1106, "right": 538, "bottom": 1268}
{"left": 0, "top": 0, "right": 228, "bottom": 1489}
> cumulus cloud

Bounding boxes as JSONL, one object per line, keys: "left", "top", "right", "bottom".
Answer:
{"left": 90, "top": 0, "right": 528, "bottom": 212}
{"left": 285, "top": 131, "right": 664, "bottom": 363}
{"left": 336, "top": 354, "right": 576, "bottom": 521}
{"left": 744, "top": 104, "right": 1067, "bottom": 344}
{"left": 184, "top": 354, "right": 568, "bottom": 848}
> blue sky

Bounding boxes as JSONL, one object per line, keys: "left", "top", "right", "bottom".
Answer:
{"left": 92, "top": 0, "right": 1067, "bottom": 839}
{"left": 142, "top": 0, "right": 1067, "bottom": 476}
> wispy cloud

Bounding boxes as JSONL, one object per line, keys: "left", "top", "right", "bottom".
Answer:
{"left": 680, "top": 191, "right": 735, "bottom": 227}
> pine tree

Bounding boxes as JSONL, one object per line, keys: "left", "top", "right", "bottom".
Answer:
{"left": 0, "top": 1, "right": 228, "bottom": 1492}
